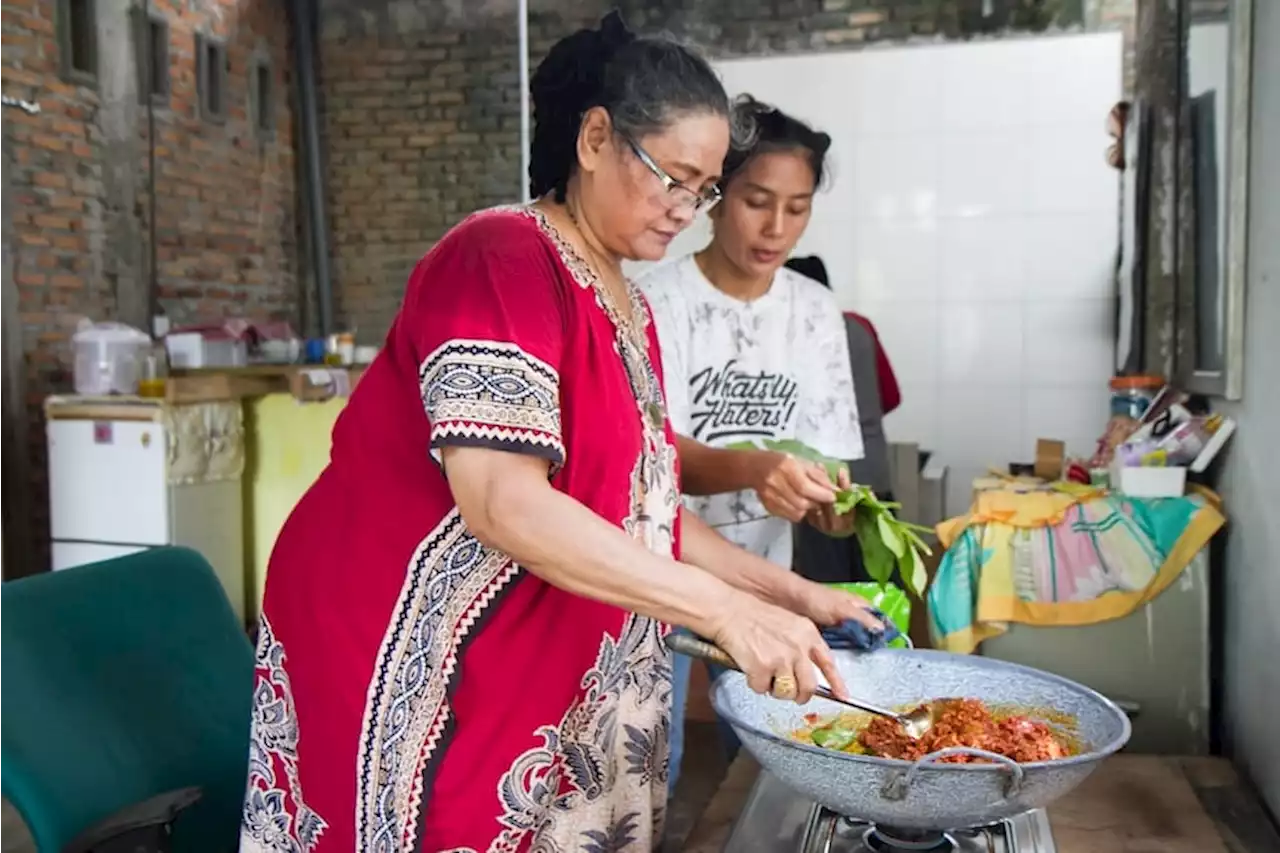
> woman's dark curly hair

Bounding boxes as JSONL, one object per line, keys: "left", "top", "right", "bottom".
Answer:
{"left": 529, "top": 11, "right": 732, "bottom": 202}
{"left": 721, "top": 95, "right": 832, "bottom": 190}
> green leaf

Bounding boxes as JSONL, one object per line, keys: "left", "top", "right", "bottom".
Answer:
{"left": 714, "top": 438, "right": 933, "bottom": 595}
{"left": 876, "top": 512, "right": 905, "bottom": 558}
{"left": 832, "top": 489, "right": 858, "bottom": 515}
{"left": 853, "top": 511, "right": 896, "bottom": 585}
{"left": 761, "top": 438, "right": 848, "bottom": 484}
{"left": 904, "top": 547, "right": 929, "bottom": 599}
{"left": 900, "top": 528, "right": 935, "bottom": 557}
{"left": 810, "top": 725, "right": 857, "bottom": 750}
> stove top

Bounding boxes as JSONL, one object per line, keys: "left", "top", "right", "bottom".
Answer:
{"left": 722, "top": 772, "right": 1057, "bottom": 853}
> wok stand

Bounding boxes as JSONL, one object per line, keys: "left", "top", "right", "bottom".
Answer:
{"left": 725, "top": 768, "right": 1058, "bottom": 853}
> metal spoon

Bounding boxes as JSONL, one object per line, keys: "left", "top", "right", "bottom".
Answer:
{"left": 664, "top": 632, "right": 939, "bottom": 739}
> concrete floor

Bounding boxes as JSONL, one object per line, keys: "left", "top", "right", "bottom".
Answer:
{"left": 1, "top": 720, "right": 731, "bottom": 853}
{"left": 665, "top": 720, "right": 732, "bottom": 850}
{"left": 1, "top": 798, "right": 35, "bottom": 853}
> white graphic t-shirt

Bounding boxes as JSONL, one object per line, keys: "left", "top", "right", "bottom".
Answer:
{"left": 637, "top": 256, "right": 864, "bottom": 568}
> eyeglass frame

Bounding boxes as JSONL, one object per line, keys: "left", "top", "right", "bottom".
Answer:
{"left": 622, "top": 135, "right": 722, "bottom": 213}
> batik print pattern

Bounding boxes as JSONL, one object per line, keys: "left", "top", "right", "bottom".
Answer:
{"left": 420, "top": 339, "right": 565, "bottom": 467}
{"left": 487, "top": 613, "right": 673, "bottom": 853}
{"left": 240, "top": 617, "right": 329, "bottom": 853}
{"left": 485, "top": 348, "right": 680, "bottom": 853}
{"left": 355, "top": 512, "right": 519, "bottom": 853}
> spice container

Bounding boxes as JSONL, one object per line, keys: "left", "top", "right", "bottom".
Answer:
{"left": 337, "top": 332, "right": 356, "bottom": 366}
{"left": 1109, "top": 375, "right": 1164, "bottom": 420}
{"left": 137, "top": 343, "right": 169, "bottom": 399}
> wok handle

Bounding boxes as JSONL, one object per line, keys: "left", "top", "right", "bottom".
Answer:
{"left": 908, "top": 748, "right": 1024, "bottom": 798}
{"left": 664, "top": 633, "right": 740, "bottom": 671}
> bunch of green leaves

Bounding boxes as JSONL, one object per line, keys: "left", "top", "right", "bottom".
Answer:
{"left": 728, "top": 439, "right": 935, "bottom": 597}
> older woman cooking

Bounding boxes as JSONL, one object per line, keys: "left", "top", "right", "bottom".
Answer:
{"left": 239, "top": 12, "right": 878, "bottom": 853}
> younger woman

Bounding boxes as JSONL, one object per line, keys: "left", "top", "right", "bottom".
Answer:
{"left": 637, "top": 98, "right": 864, "bottom": 791}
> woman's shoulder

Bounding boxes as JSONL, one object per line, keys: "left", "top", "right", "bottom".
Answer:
{"left": 438, "top": 205, "right": 551, "bottom": 253}
{"left": 632, "top": 255, "right": 700, "bottom": 318}
{"left": 632, "top": 254, "right": 699, "bottom": 293}
{"left": 778, "top": 265, "right": 841, "bottom": 315}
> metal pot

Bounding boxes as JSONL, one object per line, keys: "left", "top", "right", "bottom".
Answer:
{"left": 711, "top": 648, "right": 1131, "bottom": 832}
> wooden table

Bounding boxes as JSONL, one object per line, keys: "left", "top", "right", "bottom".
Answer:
{"left": 681, "top": 755, "right": 1279, "bottom": 853}
{"left": 166, "top": 364, "right": 367, "bottom": 403}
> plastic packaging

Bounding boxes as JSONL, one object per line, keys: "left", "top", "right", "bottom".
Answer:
{"left": 71, "top": 320, "right": 152, "bottom": 396}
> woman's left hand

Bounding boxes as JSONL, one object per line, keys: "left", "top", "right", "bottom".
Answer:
{"left": 794, "top": 581, "right": 882, "bottom": 631}
{"left": 806, "top": 467, "right": 856, "bottom": 538}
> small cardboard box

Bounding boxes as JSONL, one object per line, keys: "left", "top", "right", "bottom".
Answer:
{"left": 1034, "top": 438, "right": 1066, "bottom": 481}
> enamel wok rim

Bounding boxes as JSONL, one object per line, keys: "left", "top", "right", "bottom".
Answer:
{"left": 710, "top": 647, "right": 1133, "bottom": 772}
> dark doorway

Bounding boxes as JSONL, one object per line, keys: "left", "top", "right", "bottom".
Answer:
{"left": 0, "top": 109, "right": 34, "bottom": 581}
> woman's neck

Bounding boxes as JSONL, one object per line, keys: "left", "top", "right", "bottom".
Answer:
{"left": 695, "top": 244, "right": 774, "bottom": 302}
{"left": 555, "top": 186, "right": 623, "bottom": 280}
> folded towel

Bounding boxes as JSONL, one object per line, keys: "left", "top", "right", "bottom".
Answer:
{"left": 821, "top": 608, "right": 902, "bottom": 651}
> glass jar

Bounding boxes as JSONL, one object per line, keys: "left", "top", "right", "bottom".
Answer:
{"left": 1108, "top": 375, "right": 1164, "bottom": 420}
{"left": 138, "top": 342, "right": 169, "bottom": 399}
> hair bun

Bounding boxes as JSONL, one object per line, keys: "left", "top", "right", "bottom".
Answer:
{"left": 597, "top": 9, "right": 635, "bottom": 53}
{"left": 531, "top": 11, "right": 635, "bottom": 122}
{"left": 810, "top": 131, "right": 832, "bottom": 157}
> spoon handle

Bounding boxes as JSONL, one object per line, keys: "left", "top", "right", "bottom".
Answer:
{"left": 664, "top": 632, "right": 738, "bottom": 670}
{"left": 813, "top": 686, "right": 902, "bottom": 720}
{"left": 664, "top": 634, "right": 904, "bottom": 723}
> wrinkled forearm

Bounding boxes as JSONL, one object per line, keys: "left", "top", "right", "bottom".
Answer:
{"left": 444, "top": 446, "right": 738, "bottom": 637}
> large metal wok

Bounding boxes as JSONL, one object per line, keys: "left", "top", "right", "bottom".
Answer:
{"left": 710, "top": 647, "right": 1132, "bottom": 832}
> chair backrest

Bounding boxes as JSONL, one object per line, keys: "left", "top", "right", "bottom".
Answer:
{"left": 1, "top": 547, "right": 253, "bottom": 852}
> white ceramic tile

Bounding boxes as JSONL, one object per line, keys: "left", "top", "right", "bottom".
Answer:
{"left": 938, "top": 301, "right": 1025, "bottom": 384}
{"left": 883, "top": 382, "right": 938, "bottom": 448}
{"left": 855, "top": 300, "right": 940, "bottom": 389}
{"left": 1024, "top": 298, "right": 1116, "bottom": 386}
{"left": 848, "top": 135, "right": 941, "bottom": 222}
{"left": 937, "top": 216, "right": 1028, "bottom": 302}
{"left": 844, "top": 46, "right": 944, "bottom": 134}
{"left": 1026, "top": 33, "right": 1124, "bottom": 126}
{"left": 1025, "top": 125, "right": 1120, "bottom": 214}
{"left": 938, "top": 39, "right": 1039, "bottom": 130}
{"left": 938, "top": 132, "right": 1030, "bottom": 218}
{"left": 1022, "top": 213, "right": 1119, "bottom": 300}
{"left": 934, "top": 381, "right": 1028, "bottom": 511}
{"left": 842, "top": 218, "right": 940, "bottom": 302}
{"left": 1023, "top": 388, "right": 1112, "bottom": 458}
{"left": 944, "top": 462, "right": 988, "bottom": 518}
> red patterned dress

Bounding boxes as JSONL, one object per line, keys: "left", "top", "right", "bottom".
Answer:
{"left": 239, "top": 207, "right": 682, "bottom": 853}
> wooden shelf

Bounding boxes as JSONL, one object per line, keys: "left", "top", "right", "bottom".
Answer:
{"left": 167, "top": 365, "right": 367, "bottom": 403}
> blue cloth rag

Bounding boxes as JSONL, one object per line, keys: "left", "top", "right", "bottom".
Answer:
{"left": 820, "top": 607, "right": 902, "bottom": 651}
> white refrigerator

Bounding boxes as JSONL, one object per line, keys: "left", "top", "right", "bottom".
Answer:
{"left": 45, "top": 396, "right": 248, "bottom": 624}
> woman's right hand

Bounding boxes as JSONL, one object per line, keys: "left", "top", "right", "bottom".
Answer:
{"left": 747, "top": 450, "right": 838, "bottom": 523}
{"left": 709, "top": 590, "right": 849, "bottom": 705}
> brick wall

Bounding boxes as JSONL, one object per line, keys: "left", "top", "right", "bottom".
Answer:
{"left": 2, "top": 0, "right": 300, "bottom": 571}
{"left": 317, "top": 0, "right": 1145, "bottom": 341}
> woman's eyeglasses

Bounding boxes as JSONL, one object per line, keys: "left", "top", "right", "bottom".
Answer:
{"left": 624, "top": 136, "right": 721, "bottom": 214}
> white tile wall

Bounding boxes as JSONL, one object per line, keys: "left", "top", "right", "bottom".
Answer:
{"left": 628, "top": 33, "right": 1124, "bottom": 516}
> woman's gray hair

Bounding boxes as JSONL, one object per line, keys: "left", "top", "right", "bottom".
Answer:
{"left": 529, "top": 12, "right": 747, "bottom": 202}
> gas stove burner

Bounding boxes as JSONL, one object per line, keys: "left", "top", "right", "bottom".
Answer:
{"left": 723, "top": 771, "right": 1056, "bottom": 853}
{"left": 861, "top": 824, "right": 957, "bottom": 853}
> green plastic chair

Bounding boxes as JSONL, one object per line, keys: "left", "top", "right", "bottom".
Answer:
{"left": 1, "top": 547, "right": 253, "bottom": 852}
